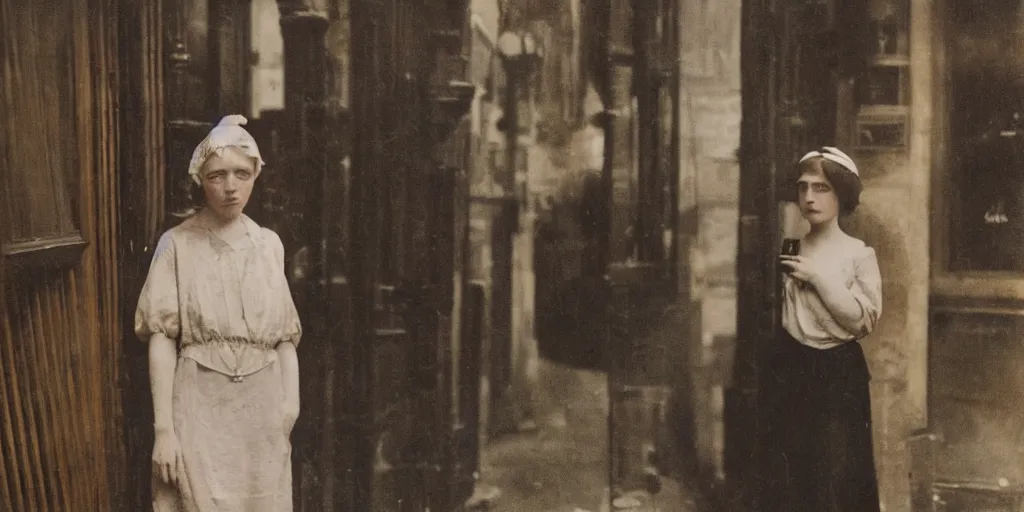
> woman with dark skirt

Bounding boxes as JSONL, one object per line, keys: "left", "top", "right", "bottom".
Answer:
{"left": 763, "top": 146, "right": 883, "bottom": 511}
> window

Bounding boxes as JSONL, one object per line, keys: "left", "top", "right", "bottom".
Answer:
{"left": 845, "top": 1, "right": 910, "bottom": 151}
{"left": 947, "top": 0, "right": 1024, "bottom": 272}
{"left": 1, "top": 0, "right": 86, "bottom": 269}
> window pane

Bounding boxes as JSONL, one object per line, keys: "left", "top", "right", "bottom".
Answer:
{"left": 2, "top": 0, "right": 78, "bottom": 244}
{"left": 948, "top": 0, "right": 1024, "bottom": 271}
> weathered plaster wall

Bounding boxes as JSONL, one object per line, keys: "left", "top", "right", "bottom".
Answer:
{"left": 836, "top": 3, "right": 931, "bottom": 510}
{"left": 677, "top": 0, "right": 742, "bottom": 482}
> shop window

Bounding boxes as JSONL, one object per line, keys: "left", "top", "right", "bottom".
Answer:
{"left": 848, "top": 0, "right": 910, "bottom": 150}
{"left": 947, "top": 0, "right": 1024, "bottom": 272}
{"left": 1, "top": 0, "right": 87, "bottom": 270}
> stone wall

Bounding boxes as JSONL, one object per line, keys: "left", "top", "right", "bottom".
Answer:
{"left": 676, "top": 0, "right": 742, "bottom": 482}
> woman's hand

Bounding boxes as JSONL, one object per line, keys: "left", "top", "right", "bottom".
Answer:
{"left": 276, "top": 341, "right": 300, "bottom": 435}
{"left": 779, "top": 254, "right": 826, "bottom": 286}
{"left": 152, "top": 427, "right": 184, "bottom": 486}
{"left": 282, "top": 392, "right": 300, "bottom": 435}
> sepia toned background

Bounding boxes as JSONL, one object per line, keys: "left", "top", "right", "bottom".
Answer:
{"left": 3, "top": 0, "right": 1024, "bottom": 511}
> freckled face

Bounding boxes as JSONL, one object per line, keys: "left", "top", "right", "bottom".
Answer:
{"left": 796, "top": 169, "right": 840, "bottom": 226}
{"left": 200, "top": 146, "right": 257, "bottom": 222}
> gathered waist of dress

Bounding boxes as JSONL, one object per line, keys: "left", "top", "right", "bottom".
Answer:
{"left": 180, "top": 336, "right": 279, "bottom": 381}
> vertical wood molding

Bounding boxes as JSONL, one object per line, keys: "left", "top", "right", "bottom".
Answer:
{"left": 95, "top": 0, "right": 125, "bottom": 504}
{"left": 119, "top": 0, "right": 167, "bottom": 510}
{"left": 74, "top": 0, "right": 104, "bottom": 501}
{"left": 0, "top": 14, "right": 7, "bottom": 505}
{"left": 148, "top": 0, "right": 167, "bottom": 243}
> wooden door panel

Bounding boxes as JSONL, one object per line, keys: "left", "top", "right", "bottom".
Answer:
{"left": 337, "top": 1, "right": 474, "bottom": 509}
{"left": 348, "top": 2, "right": 440, "bottom": 510}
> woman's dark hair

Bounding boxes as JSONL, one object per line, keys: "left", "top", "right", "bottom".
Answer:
{"left": 782, "top": 157, "right": 862, "bottom": 215}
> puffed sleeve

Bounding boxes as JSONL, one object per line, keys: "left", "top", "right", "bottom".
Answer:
{"left": 134, "top": 231, "right": 181, "bottom": 342}
{"left": 266, "top": 229, "right": 302, "bottom": 348}
{"left": 849, "top": 246, "right": 883, "bottom": 337}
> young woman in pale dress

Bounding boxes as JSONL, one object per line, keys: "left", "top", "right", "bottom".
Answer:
{"left": 763, "top": 146, "right": 883, "bottom": 511}
{"left": 135, "top": 115, "right": 302, "bottom": 511}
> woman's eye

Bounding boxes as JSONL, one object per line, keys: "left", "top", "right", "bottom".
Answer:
{"left": 236, "top": 171, "right": 252, "bottom": 180}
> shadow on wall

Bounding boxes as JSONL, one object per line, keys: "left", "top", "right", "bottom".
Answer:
{"left": 535, "top": 172, "right": 609, "bottom": 372}
{"left": 842, "top": 205, "right": 910, "bottom": 382}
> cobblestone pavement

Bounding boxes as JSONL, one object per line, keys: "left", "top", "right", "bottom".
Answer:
{"left": 472, "top": 358, "right": 705, "bottom": 512}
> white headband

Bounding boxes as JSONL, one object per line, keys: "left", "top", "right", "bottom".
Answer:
{"left": 798, "top": 146, "right": 859, "bottom": 177}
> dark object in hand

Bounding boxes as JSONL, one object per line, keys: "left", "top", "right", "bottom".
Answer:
{"left": 781, "top": 238, "right": 800, "bottom": 273}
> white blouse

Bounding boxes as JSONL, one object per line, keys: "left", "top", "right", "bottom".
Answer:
{"left": 134, "top": 214, "right": 302, "bottom": 379}
{"left": 781, "top": 240, "right": 882, "bottom": 350}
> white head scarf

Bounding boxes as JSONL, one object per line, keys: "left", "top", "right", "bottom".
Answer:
{"left": 798, "top": 146, "right": 859, "bottom": 177}
{"left": 187, "top": 114, "right": 266, "bottom": 185}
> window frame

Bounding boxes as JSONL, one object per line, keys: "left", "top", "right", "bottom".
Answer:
{"left": 930, "top": 0, "right": 1024, "bottom": 299}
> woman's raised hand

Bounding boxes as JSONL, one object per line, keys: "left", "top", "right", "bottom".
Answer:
{"left": 779, "top": 254, "right": 825, "bottom": 286}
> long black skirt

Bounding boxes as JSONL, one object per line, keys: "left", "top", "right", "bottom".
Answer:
{"left": 760, "top": 330, "right": 881, "bottom": 512}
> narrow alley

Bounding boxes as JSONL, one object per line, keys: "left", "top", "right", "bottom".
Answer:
{"left": 475, "top": 358, "right": 704, "bottom": 512}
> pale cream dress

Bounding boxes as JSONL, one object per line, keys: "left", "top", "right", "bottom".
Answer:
{"left": 135, "top": 213, "right": 302, "bottom": 512}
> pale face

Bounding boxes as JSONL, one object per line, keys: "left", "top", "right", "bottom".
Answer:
{"left": 200, "top": 146, "right": 257, "bottom": 222}
{"left": 796, "top": 169, "right": 840, "bottom": 226}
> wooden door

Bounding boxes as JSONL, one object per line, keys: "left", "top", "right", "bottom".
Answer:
{"left": 345, "top": 1, "right": 473, "bottom": 510}
{"left": 1, "top": 0, "right": 124, "bottom": 509}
